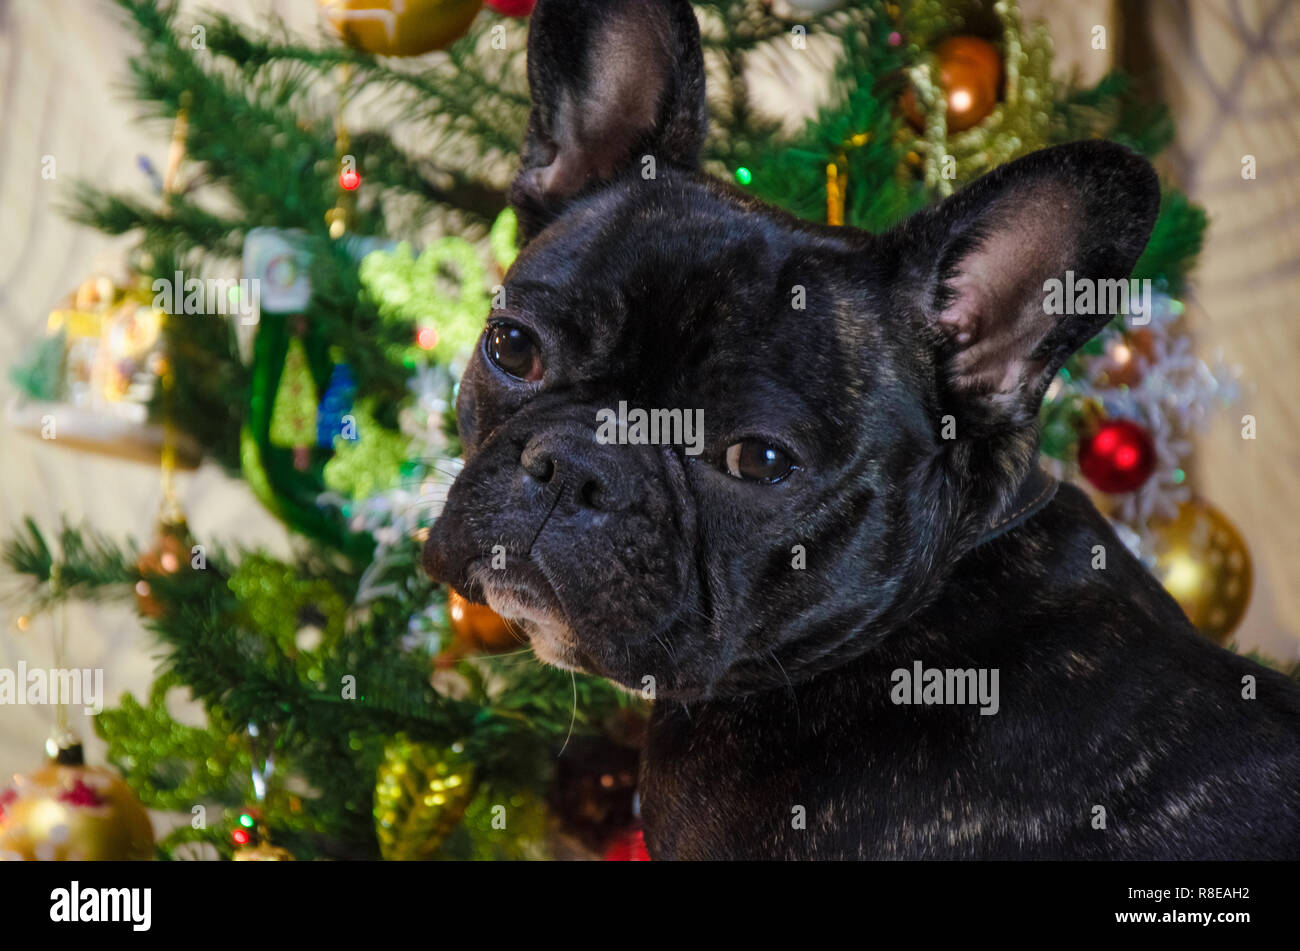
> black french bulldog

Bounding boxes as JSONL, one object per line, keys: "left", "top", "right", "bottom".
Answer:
{"left": 425, "top": 0, "right": 1300, "bottom": 858}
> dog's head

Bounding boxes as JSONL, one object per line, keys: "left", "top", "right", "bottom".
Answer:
{"left": 424, "top": 0, "right": 1159, "bottom": 698}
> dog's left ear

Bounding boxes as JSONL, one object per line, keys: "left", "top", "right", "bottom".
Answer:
{"left": 510, "top": 0, "right": 707, "bottom": 240}
{"left": 888, "top": 141, "right": 1160, "bottom": 432}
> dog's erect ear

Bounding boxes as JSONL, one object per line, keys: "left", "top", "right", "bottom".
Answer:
{"left": 888, "top": 141, "right": 1160, "bottom": 432}
{"left": 510, "top": 0, "right": 706, "bottom": 240}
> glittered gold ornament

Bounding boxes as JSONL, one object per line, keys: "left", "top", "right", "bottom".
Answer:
{"left": 135, "top": 516, "right": 194, "bottom": 618}
{"left": 321, "top": 0, "right": 482, "bottom": 57}
{"left": 1151, "top": 498, "right": 1252, "bottom": 644}
{"left": 232, "top": 842, "right": 295, "bottom": 861}
{"left": 373, "top": 734, "right": 476, "bottom": 860}
{"left": 0, "top": 747, "right": 154, "bottom": 861}
{"left": 902, "top": 36, "right": 1000, "bottom": 134}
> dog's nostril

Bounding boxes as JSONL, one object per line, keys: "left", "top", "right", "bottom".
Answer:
{"left": 521, "top": 445, "right": 556, "bottom": 482}
{"left": 577, "top": 478, "right": 602, "bottom": 509}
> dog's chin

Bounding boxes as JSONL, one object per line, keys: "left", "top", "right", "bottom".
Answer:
{"left": 466, "top": 561, "right": 587, "bottom": 673}
{"left": 481, "top": 585, "right": 584, "bottom": 672}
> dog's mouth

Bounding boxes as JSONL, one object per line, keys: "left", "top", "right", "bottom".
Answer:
{"left": 463, "top": 557, "right": 586, "bottom": 671}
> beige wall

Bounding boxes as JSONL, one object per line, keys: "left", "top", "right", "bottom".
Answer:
{"left": 0, "top": 0, "right": 305, "bottom": 786}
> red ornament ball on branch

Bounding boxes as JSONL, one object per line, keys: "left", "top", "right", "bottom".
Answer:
{"left": 340, "top": 168, "right": 361, "bottom": 191}
{"left": 485, "top": 0, "right": 535, "bottom": 15}
{"left": 1078, "top": 418, "right": 1157, "bottom": 494}
{"left": 603, "top": 826, "right": 650, "bottom": 861}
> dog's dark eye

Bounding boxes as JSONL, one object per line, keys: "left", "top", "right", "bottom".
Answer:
{"left": 724, "top": 440, "right": 797, "bottom": 484}
{"left": 485, "top": 322, "right": 543, "bottom": 382}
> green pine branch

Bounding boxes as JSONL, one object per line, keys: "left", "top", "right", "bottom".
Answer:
{"left": 2, "top": 519, "right": 137, "bottom": 612}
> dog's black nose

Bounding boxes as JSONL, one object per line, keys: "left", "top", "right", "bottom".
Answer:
{"left": 521, "top": 432, "right": 631, "bottom": 512}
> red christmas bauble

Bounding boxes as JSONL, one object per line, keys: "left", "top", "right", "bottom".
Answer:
{"left": 485, "top": 0, "right": 534, "bottom": 15}
{"left": 603, "top": 826, "right": 650, "bottom": 861}
{"left": 340, "top": 168, "right": 361, "bottom": 191}
{"left": 1078, "top": 419, "right": 1156, "bottom": 494}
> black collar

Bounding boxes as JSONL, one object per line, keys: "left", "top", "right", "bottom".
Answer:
{"left": 973, "top": 467, "right": 1059, "bottom": 549}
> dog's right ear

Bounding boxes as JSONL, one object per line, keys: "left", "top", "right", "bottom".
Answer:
{"left": 510, "top": 0, "right": 707, "bottom": 241}
{"left": 885, "top": 140, "right": 1159, "bottom": 435}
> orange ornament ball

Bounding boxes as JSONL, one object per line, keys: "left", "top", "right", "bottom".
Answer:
{"left": 135, "top": 517, "right": 194, "bottom": 619}
{"left": 1100, "top": 329, "right": 1157, "bottom": 388}
{"left": 447, "top": 589, "right": 519, "bottom": 653}
{"left": 902, "top": 35, "right": 1001, "bottom": 134}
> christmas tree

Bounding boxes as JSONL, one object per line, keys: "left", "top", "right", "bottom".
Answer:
{"left": 3, "top": 0, "right": 1281, "bottom": 861}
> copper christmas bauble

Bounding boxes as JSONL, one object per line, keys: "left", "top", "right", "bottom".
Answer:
{"left": 902, "top": 35, "right": 1001, "bottom": 134}
{"left": 447, "top": 589, "right": 520, "bottom": 652}
{"left": 1099, "top": 329, "right": 1157, "bottom": 388}
{"left": 135, "top": 517, "right": 194, "bottom": 618}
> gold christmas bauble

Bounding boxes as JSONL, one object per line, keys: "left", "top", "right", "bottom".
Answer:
{"left": 0, "top": 759, "right": 154, "bottom": 861}
{"left": 233, "top": 842, "right": 295, "bottom": 861}
{"left": 1151, "top": 498, "right": 1252, "bottom": 644}
{"left": 320, "top": 0, "right": 483, "bottom": 57}
{"left": 373, "top": 734, "right": 475, "bottom": 860}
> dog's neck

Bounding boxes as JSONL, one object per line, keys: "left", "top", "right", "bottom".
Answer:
{"left": 974, "top": 467, "right": 1059, "bottom": 549}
